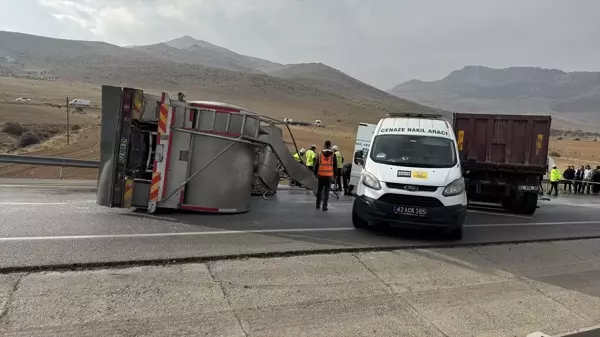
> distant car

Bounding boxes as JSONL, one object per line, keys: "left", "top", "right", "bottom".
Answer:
{"left": 15, "top": 97, "right": 31, "bottom": 103}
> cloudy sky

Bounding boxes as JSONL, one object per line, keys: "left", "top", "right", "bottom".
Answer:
{"left": 1, "top": 0, "right": 599, "bottom": 89}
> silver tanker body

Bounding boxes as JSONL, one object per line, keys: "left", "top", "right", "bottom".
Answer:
{"left": 183, "top": 101, "right": 260, "bottom": 213}
{"left": 252, "top": 126, "right": 281, "bottom": 195}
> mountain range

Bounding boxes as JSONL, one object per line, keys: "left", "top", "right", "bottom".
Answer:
{"left": 389, "top": 66, "right": 600, "bottom": 115}
{"left": 2, "top": 31, "right": 598, "bottom": 129}
{"left": 0, "top": 31, "right": 444, "bottom": 126}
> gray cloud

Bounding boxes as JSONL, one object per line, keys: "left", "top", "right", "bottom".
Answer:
{"left": 0, "top": 0, "right": 598, "bottom": 89}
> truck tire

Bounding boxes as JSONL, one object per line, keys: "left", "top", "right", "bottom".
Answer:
{"left": 352, "top": 200, "right": 368, "bottom": 229}
{"left": 518, "top": 193, "right": 538, "bottom": 215}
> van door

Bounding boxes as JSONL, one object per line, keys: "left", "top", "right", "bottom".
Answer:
{"left": 350, "top": 123, "right": 377, "bottom": 187}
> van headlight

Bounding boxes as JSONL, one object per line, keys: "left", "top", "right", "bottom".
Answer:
{"left": 442, "top": 177, "right": 465, "bottom": 197}
{"left": 361, "top": 171, "right": 381, "bottom": 190}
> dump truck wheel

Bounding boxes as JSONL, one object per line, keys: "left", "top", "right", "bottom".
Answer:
{"left": 518, "top": 193, "right": 538, "bottom": 215}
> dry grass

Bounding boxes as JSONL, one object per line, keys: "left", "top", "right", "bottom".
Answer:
{"left": 0, "top": 77, "right": 102, "bottom": 106}
{"left": 13, "top": 126, "right": 94, "bottom": 154}
{"left": 1, "top": 75, "right": 599, "bottom": 179}
{"left": 550, "top": 140, "right": 600, "bottom": 169}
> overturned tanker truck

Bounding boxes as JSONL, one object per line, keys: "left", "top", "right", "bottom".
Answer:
{"left": 96, "top": 85, "right": 317, "bottom": 214}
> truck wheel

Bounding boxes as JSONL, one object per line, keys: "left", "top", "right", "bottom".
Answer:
{"left": 446, "top": 227, "right": 464, "bottom": 240}
{"left": 352, "top": 200, "right": 368, "bottom": 229}
{"left": 518, "top": 193, "right": 538, "bottom": 215}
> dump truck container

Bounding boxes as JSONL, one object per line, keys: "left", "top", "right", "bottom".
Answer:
{"left": 453, "top": 113, "right": 551, "bottom": 214}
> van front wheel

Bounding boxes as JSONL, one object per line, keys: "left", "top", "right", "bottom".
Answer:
{"left": 352, "top": 200, "right": 368, "bottom": 229}
{"left": 446, "top": 227, "right": 464, "bottom": 240}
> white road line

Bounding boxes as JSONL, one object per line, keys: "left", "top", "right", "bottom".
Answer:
{"left": 0, "top": 200, "right": 96, "bottom": 205}
{"left": 468, "top": 209, "right": 533, "bottom": 219}
{"left": 0, "top": 228, "right": 353, "bottom": 242}
{"left": 0, "top": 184, "right": 96, "bottom": 188}
{"left": 0, "top": 202, "right": 69, "bottom": 205}
{"left": 1, "top": 220, "right": 600, "bottom": 242}
{"left": 469, "top": 220, "right": 600, "bottom": 227}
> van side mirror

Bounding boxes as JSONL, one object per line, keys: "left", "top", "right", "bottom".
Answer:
{"left": 354, "top": 149, "right": 364, "bottom": 166}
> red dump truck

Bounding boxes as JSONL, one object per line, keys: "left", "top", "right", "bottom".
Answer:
{"left": 453, "top": 113, "right": 551, "bottom": 214}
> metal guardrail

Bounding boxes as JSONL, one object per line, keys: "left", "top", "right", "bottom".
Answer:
{"left": 0, "top": 154, "right": 99, "bottom": 168}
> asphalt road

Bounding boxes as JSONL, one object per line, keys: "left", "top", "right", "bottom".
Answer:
{"left": 1, "top": 180, "right": 600, "bottom": 270}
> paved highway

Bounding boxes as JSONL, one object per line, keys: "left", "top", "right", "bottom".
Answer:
{"left": 1, "top": 180, "right": 600, "bottom": 270}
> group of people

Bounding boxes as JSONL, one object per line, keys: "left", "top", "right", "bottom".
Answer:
{"left": 292, "top": 141, "right": 353, "bottom": 211}
{"left": 548, "top": 164, "right": 600, "bottom": 196}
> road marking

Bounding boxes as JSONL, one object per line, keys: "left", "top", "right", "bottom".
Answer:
{"left": 469, "top": 220, "right": 600, "bottom": 227}
{"left": 1, "top": 220, "right": 600, "bottom": 242}
{"left": 0, "top": 200, "right": 96, "bottom": 205}
{"left": 468, "top": 209, "right": 533, "bottom": 219}
{"left": 0, "top": 228, "right": 354, "bottom": 241}
{"left": 0, "top": 202, "right": 70, "bottom": 205}
{"left": 0, "top": 184, "right": 96, "bottom": 188}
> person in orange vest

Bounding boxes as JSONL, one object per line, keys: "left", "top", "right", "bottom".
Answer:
{"left": 314, "top": 140, "right": 338, "bottom": 211}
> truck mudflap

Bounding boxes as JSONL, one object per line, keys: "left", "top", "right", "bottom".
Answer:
{"left": 97, "top": 86, "right": 143, "bottom": 208}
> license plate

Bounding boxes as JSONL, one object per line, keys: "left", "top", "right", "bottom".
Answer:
{"left": 412, "top": 171, "right": 428, "bottom": 179}
{"left": 394, "top": 205, "right": 427, "bottom": 217}
{"left": 518, "top": 185, "right": 539, "bottom": 191}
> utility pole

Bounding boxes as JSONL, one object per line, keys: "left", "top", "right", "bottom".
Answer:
{"left": 66, "top": 96, "right": 70, "bottom": 145}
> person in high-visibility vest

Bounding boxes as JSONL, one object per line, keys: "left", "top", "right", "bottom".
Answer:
{"left": 549, "top": 164, "right": 561, "bottom": 196}
{"left": 305, "top": 144, "right": 317, "bottom": 174}
{"left": 293, "top": 148, "right": 306, "bottom": 163}
{"left": 332, "top": 145, "right": 344, "bottom": 192}
{"left": 314, "top": 140, "right": 338, "bottom": 211}
{"left": 291, "top": 148, "right": 306, "bottom": 187}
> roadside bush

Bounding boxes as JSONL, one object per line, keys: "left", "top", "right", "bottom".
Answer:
{"left": 574, "top": 138, "right": 581, "bottom": 141}
{"left": 18, "top": 131, "right": 41, "bottom": 147}
{"left": 549, "top": 150, "right": 561, "bottom": 157}
{"left": 2, "top": 122, "right": 25, "bottom": 137}
{"left": 71, "top": 124, "right": 81, "bottom": 131}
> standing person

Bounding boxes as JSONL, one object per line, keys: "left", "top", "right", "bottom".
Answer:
{"left": 548, "top": 164, "right": 561, "bottom": 196}
{"left": 305, "top": 144, "right": 317, "bottom": 175}
{"left": 574, "top": 165, "right": 585, "bottom": 194}
{"left": 314, "top": 140, "right": 337, "bottom": 211}
{"left": 592, "top": 166, "right": 600, "bottom": 195}
{"left": 290, "top": 148, "right": 306, "bottom": 187}
{"left": 293, "top": 148, "right": 306, "bottom": 163}
{"left": 341, "top": 162, "right": 353, "bottom": 195}
{"left": 332, "top": 145, "right": 343, "bottom": 191}
{"left": 583, "top": 165, "right": 593, "bottom": 194}
{"left": 563, "top": 166, "right": 574, "bottom": 193}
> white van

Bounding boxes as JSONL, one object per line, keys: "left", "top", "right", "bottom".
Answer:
{"left": 352, "top": 113, "right": 467, "bottom": 239}
{"left": 69, "top": 99, "right": 91, "bottom": 107}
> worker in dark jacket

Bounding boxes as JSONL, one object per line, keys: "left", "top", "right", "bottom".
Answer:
{"left": 314, "top": 140, "right": 337, "bottom": 211}
{"left": 592, "top": 166, "right": 600, "bottom": 195}
{"left": 341, "top": 162, "right": 353, "bottom": 195}
{"left": 563, "top": 166, "right": 575, "bottom": 193}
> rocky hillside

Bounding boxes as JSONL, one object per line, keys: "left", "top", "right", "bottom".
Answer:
{"left": 389, "top": 66, "right": 600, "bottom": 114}
{"left": 0, "top": 31, "right": 445, "bottom": 125}
{"left": 130, "top": 36, "right": 283, "bottom": 73}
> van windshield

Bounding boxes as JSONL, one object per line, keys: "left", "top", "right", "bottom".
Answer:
{"left": 369, "top": 134, "right": 457, "bottom": 168}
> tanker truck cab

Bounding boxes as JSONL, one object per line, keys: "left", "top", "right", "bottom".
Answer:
{"left": 352, "top": 113, "right": 467, "bottom": 240}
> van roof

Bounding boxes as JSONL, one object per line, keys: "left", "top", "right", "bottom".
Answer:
{"left": 377, "top": 117, "right": 453, "bottom": 138}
